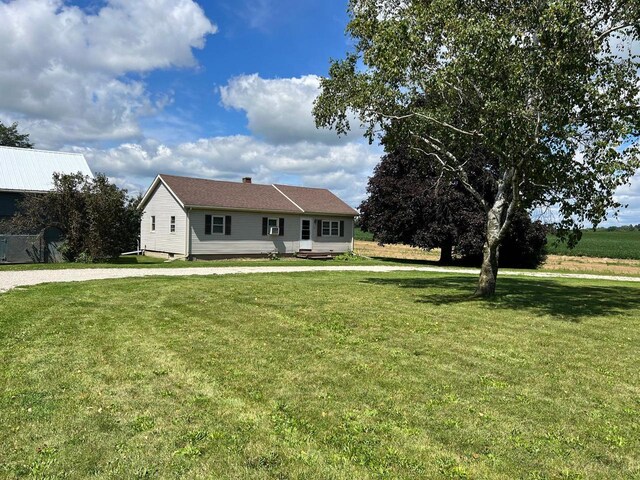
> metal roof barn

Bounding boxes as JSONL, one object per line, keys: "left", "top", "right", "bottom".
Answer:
{"left": 0, "top": 146, "right": 93, "bottom": 192}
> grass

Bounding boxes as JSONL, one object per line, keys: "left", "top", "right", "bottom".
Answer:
{"left": 4, "top": 237, "right": 640, "bottom": 278}
{"left": 355, "top": 239, "right": 442, "bottom": 263}
{"left": 547, "top": 230, "right": 640, "bottom": 260}
{"left": 354, "top": 227, "right": 374, "bottom": 241}
{"left": 1, "top": 271, "right": 639, "bottom": 478}
{"left": 0, "top": 253, "right": 388, "bottom": 271}
{"left": 541, "top": 255, "right": 640, "bottom": 277}
{"left": 358, "top": 227, "right": 640, "bottom": 261}
{"left": 0, "top": 241, "right": 447, "bottom": 272}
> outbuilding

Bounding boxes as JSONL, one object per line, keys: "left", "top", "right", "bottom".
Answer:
{"left": 139, "top": 174, "right": 358, "bottom": 259}
{"left": 0, "top": 145, "right": 93, "bottom": 263}
{"left": 0, "top": 146, "right": 93, "bottom": 223}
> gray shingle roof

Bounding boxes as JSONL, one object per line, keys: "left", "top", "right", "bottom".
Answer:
{"left": 157, "top": 174, "right": 357, "bottom": 216}
{"left": 274, "top": 184, "right": 358, "bottom": 215}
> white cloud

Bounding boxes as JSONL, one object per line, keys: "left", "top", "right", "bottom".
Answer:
{"left": 611, "top": 169, "right": 640, "bottom": 225}
{"left": 0, "top": 0, "right": 215, "bottom": 75}
{"left": 0, "top": 0, "right": 216, "bottom": 146}
{"left": 75, "top": 136, "right": 381, "bottom": 207}
{"left": 220, "top": 74, "right": 361, "bottom": 145}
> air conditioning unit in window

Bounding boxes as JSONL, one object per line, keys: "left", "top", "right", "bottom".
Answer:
{"left": 269, "top": 226, "right": 280, "bottom": 235}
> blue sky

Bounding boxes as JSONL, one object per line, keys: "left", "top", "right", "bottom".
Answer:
{"left": 0, "top": 0, "right": 638, "bottom": 225}
{"left": 136, "top": 1, "right": 354, "bottom": 143}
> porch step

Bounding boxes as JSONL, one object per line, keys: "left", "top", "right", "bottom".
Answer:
{"left": 295, "top": 251, "right": 335, "bottom": 260}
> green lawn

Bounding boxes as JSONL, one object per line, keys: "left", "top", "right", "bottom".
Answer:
{"left": 0, "top": 254, "right": 388, "bottom": 271}
{"left": 1, "top": 272, "right": 639, "bottom": 478}
{"left": 548, "top": 229, "right": 640, "bottom": 260}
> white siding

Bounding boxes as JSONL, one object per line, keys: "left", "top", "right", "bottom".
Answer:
{"left": 312, "top": 217, "right": 354, "bottom": 253}
{"left": 189, "top": 211, "right": 354, "bottom": 256}
{"left": 190, "top": 210, "right": 302, "bottom": 255}
{"left": 140, "top": 183, "right": 186, "bottom": 254}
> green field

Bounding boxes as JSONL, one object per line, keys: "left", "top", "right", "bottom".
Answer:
{"left": 547, "top": 230, "right": 640, "bottom": 260}
{"left": 354, "top": 227, "right": 374, "bottom": 241}
{"left": 1, "top": 272, "right": 639, "bottom": 478}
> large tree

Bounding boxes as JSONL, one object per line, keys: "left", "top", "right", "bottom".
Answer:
{"left": 0, "top": 121, "right": 33, "bottom": 148}
{"left": 360, "top": 146, "right": 547, "bottom": 268}
{"left": 359, "top": 146, "right": 477, "bottom": 264}
{"left": 314, "top": 0, "right": 640, "bottom": 296}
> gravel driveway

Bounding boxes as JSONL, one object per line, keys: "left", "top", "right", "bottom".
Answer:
{"left": 1, "top": 265, "right": 639, "bottom": 294}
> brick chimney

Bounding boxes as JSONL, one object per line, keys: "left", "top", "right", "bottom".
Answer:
{"left": 242, "top": 177, "right": 252, "bottom": 184}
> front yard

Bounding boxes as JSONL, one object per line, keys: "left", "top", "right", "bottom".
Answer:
{"left": 1, "top": 271, "right": 639, "bottom": 478}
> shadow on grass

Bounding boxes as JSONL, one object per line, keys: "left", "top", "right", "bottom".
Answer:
{"left": 106, "top": 256, "right": 165, "bottom": 265}
{"left": 362, "top": 275, "right": 640, "bottom": 321}
{"left": 369, "top": 256, "right": 443, "bottom": 267}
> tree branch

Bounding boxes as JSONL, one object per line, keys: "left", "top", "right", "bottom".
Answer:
{"left": 372, "top": 110, "right": 484, "bottom": 137}
{"left": 590, "top": 1, "right": 627, "bottom": 30}
{"left": 498, "top": 168, "right": 520, "bottom": 240}
{"left": 410, "top": 131, "right": 488, "bottom": 209}
{"left": 596, "top": 23, "right": 634, "bottom": 43}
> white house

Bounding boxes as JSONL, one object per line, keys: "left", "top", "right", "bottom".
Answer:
{"left": 139, "top": 174, "right": 358, "bottom": 259}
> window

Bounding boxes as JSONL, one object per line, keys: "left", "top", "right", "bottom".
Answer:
{"left": 322, "top": 220, "right": 339, "bottom": 237}
{"left": 151, "top": 215, "right": 156, "bottom": 232}
{"left": 212, "top": 216, "right": 224, "bottom": 234}
{"left": 206, "top": 215, "right": 231, "bottom": 235}
{"left": 268, "top": 218, "right": 279, "bottom": 235}
{"left": 170, "top": 216, "right": 176, "bottom": 233}
{"left": 262, "top": 217, "right": 283, "bottom": 236}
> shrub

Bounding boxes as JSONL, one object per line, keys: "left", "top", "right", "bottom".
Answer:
{"left": 10, "top": 173, "right": 141, "bottom": 262}
{"left": 334, "top": 251, "right": 368, "bottom": 262}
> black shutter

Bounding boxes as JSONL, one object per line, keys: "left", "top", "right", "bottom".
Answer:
{"left": 262, "top": 217, "right": 268, "bottom": 236}
{"left": 225, "top": 215, "right": 232, "bottom": 235}
{"left": 317, "top": 219, "right": 322, "bottom": 237}
{"left": 205, "top": 215, "right": 212, "bottom": 235}
{"left": 279, "top": 218, "right": 284, "bottom": 236}
{"left": 339, "top": 220, "right": 345, "bottom": 237}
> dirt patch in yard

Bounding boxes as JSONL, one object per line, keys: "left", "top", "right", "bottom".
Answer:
{"left": 354, "top": 240, "right": 441, "bottom": 262}
{"left": 542, "top": 255, "right": 640, "bottom": 276}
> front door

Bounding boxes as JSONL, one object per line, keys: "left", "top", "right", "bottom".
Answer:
{"left": 300, "top": 218, "right": 312, "bottom": 250}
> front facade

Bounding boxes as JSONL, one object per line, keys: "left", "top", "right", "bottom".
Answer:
{"left": 139, "top": 174, "right": 357, "bottom": 259}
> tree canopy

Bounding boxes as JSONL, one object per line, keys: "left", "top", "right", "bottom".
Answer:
{"left": 0, "top": 121, "right": 33, "bottom": 148}
{"left": 314, "top": 0, "right": 640, "bottom": 296}
{"left": 359, "top": 146, "right": 547, "bottom": 268}
{"left": 10, "top": 173, "right": 141, "bottom": 262}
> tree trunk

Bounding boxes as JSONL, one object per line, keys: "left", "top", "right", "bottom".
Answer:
{"left": 439, "top": 238, "right": 453, "bottom": 265}
{"left": 475, "top": 240, "right": 499, "bottom": 297}
{"left": 450, "top": 163, "right": 517, "bottom": 298}
{"left": 474, "top": 195, "right": 508, "bottom": 297}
